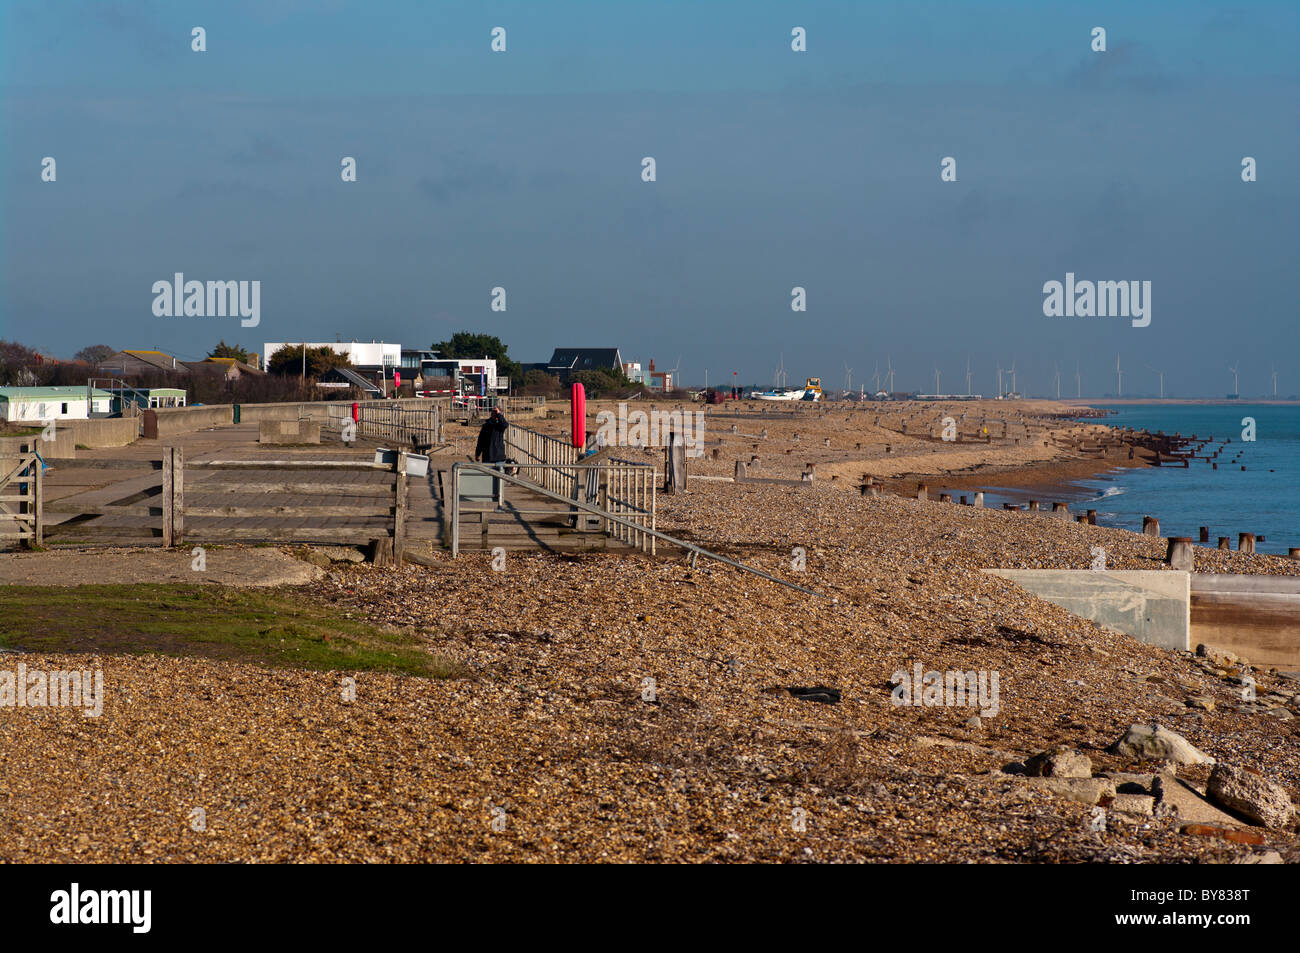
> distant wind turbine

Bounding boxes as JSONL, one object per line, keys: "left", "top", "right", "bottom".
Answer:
{"left": 1075, "top": 360, "right": 1081, "bottom": 399}
{"left": 1272, "top": 364, "right": 1278, "bottom": 398}
{"left": 1229, "top": 363, "right": 1239, "bottom": 397}
{"left": 933, "top": 366, "right": 941, "bottom": 395}
{"left": 1116, "top": 353, "right": 1123, "bottom": 397}
{"left": 1053, "top": 362, "right": 1061, "bottom": 400}
{"left": 1145, "top": 363, "right": 1164, "bottom": 399}
{"left": 965, "top": 355, "right": 973, "bottom": 396}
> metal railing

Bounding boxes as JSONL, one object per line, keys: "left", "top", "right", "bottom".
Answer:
{"left": 327, "top": 401, "right": 443, "bottom": 448}
{"left": 448, "top": 462, "right": 824, "bottom": 597}
{"left": 450, "top": 459, "right": 656, "bottom": 554}
{"left": 505, "top": 423, "right": 582, "bottom": 496}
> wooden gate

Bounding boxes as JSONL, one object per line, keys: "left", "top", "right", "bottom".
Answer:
{"left": 0, "top": 447, "right": 43, "bottom": 548}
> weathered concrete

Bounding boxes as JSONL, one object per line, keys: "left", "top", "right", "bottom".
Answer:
{"left": 1190, "top": 574, "right": 1300, "bottom": 668}
{"left": 985, "top": 569, "right": 1190, "bottom": 651}
{"left": 259, "top": 419, "right": 321, "bottom": 444}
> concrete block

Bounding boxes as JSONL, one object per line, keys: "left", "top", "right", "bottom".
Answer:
{"left": 258, "top": 419, "right": 321, "bottom": 444}
{"left": 984, "top": 569, "right": 1190, "bottom": 652}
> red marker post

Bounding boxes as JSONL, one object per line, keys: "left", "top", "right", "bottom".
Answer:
{"left": 571, "top": 382, "right": 586, "bottom": 450}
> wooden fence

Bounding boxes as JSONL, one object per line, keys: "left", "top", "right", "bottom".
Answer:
{"left": 42, "top": 456, "right": 169, "bottom": 545}
{"left": 33, "top": 451, "right": 414, "bottom": 557}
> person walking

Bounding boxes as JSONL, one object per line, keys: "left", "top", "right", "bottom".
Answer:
{"left": 474, "top": 406, "right": 509, "bottom": 464}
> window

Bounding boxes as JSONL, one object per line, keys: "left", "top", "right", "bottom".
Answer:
{"left": 61, "top": 403, "right": 68, "bottom": 415}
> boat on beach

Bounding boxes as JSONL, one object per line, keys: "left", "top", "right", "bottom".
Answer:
{"left": 749, "top": 377, "right": 824, "bottom": 401}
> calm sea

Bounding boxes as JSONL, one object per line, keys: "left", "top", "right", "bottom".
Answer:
{"left": 975, "top": 403, "right": 1300, "bottom": 555}
{"left": 1069, "top": 404, "right": 1299, "bottom": 555}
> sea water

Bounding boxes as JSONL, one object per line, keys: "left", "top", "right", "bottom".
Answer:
{"left": 1069, "top": 403, "right": 1300, "bottom": 556}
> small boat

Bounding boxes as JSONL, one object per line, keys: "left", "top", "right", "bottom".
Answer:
{"left": 750, "top": 377, "right": 823, "bottom": 402}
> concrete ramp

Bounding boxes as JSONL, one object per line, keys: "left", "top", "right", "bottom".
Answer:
{"left": 984, "top": 570, "right": 1190, "bottom": 652}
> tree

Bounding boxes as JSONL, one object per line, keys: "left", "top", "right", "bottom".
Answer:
{"left": 207, "top": 340, "right": 251, "bottom": 364}
{"left": 568, "top": 369, "right": 624, "bottom": 398}
{"left": 267, "top": 344, "right": 354, "bottom": 378}
{"left": 0, "top": 340, "right": 41, "bottom": 384}
{"left": 74, "top": 344, "right": 116, "bottom": 365}
{"left": 430, "top": 331, "right": 522, "bottom": 384}
{"left": 522, "top": 369, "right": 561, "bottom": 393}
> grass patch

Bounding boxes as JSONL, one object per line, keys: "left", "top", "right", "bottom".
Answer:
{"left": 0, "top": 584, "right": 462, "bottom": 679}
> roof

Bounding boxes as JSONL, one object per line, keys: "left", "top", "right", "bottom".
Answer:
{"left": 184, "top": 358, "right": 264, "bottom": 375}
{"left": 116, "top": 350, "right": 185, "bottom": 371}
{"left": 321, "top": 366, "right": 383, "bottom": 394}
{"left": 547, "top": 348, "right": 622, "bottom": 371}
{"left": 0, "top": 387, "right": 113, "bottom": 400}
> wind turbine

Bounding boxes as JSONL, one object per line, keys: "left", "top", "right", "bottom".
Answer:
{"left": 1116, "top": 353, "right": 1123, "bottom": 397}
{"left": 1053, "top": 362, "right": 1061, "bottom": 400}
{"left": 1075, "top": 360, "right": 1081, "bottom": 399}
{"left": 965, "top": 355, "right": 973, "bottom": 396}
{"left": 1229, "top": 363, "right": 1239, "bottom": 397}
{"left": 1009, "top": 360, "right": 1017, "bottom": 397}
{"left": 933, "top": 366, "right": 941, "bottom": 395}
{"left": 669, "top": 355, "right": 682, "bottom": 391}
{"left": 872, "top": 362, "right": 881, "bottom": 393}
{"left": 1145, "top": 364, "right": 1164, "bottom": 399}
{"left": 886, "top": 356, "right": 895, "bottom": 394}
{"left": 844, "top": 362, "right": 854, "bottom": 394}
{"left": 1272, "top": 364, "right": 1278, "bottom": 398}
{"left": 996, "top": 363, "right": 1003, "bottom": 399}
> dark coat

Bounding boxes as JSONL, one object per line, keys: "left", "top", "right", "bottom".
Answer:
{"left": 475, "top": 413, "right": 509, "bottom": 463}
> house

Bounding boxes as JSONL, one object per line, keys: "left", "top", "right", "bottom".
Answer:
{"left": 96, "top": 350, "right": 190, "bottom": 378}
{"left": 646, "top": 359, "right": 674, "bottom": 391}
{"left": 547, "top": 348, "right": 623, "bottom": 376}
{"left": 263, "top": 341, "right": 400, "bottom": 376}
{"left": 0, "top": 386, "right": 113, "bottom": 422}
{"left": 102, "top": 386, "right": 187, "bottom": 412}
{"left": 183, "top": 356, "right": 264, "bottom": 380}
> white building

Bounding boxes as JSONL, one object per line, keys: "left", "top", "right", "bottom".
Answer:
{"left": 263, "top": 341, "right": 402, "bottom": 372}
{"left": 0, "top": 387, "right": 113, "bottom": 422}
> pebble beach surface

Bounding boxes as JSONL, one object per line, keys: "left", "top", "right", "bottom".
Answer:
{"left": 1, "top": 401, "right": 1296, "bottom": 862}
{"left": 2, "top": 480, "right": 1297, "bottom": 862}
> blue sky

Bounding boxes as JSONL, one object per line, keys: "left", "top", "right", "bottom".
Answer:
{"left": 3, "top": 0, "right": 1297, "bottom": 396}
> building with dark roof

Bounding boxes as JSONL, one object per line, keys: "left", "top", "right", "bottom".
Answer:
{"left": 546, "top": 348, "right": 623, "bottom": 374}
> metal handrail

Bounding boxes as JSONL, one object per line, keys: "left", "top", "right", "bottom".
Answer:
{"left": 449, "top": 462, "right": 826, "bottom": 598}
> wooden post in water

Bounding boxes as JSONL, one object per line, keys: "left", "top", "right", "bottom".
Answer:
{"left": 916, "top": 483, "right": 927, "bottom": 501}
{"left": 939, "top": 492, "right": 952, "bottom": 503}
{"left": 1165, "top": 537, "right": 1194, "bottom": 571}
{"left": 1087, "top": 509, "right": 1097, "bottom": 525}
{"left": 1199, "top": 526, "right": 1209, "bottom": 543}
{"left": 1027, "top": 500, "right": 1039, "bottom": 511}
{"left": 1218, "top": 536, "right": 1230, "bottom": 550}
{"left": 1289, "top": 547, "right": 1300, "bottom": 559}
{"left": 1238, "top": 532, "right": 1255, "bottom": 554}
{"left": 973, "top": 491, "right": 984, "bottom": 508}
{"left": 1143, "top": 516, "right": 1160, "bottom": 536}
